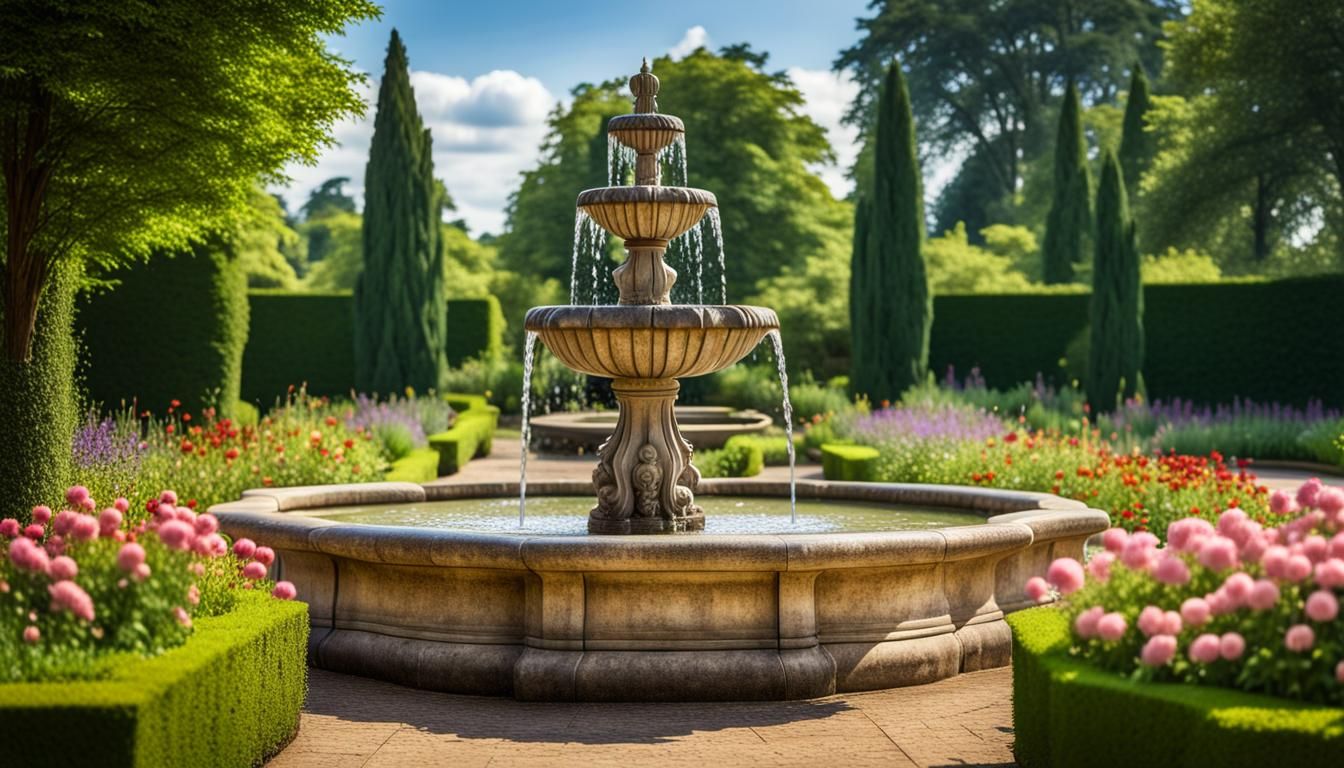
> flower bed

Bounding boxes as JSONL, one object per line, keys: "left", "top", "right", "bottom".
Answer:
{"left": 0, "top": 590, "right": 307, "bottom": 768}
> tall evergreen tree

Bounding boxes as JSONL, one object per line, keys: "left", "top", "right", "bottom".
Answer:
{"left": 1118, "top": 65, "right": 1153, "bottom": 205}
{"left": 859, "top": 63, "right": 929, "bottom": 402}
{"left": 354, "top": 30, "right": 447, "bottom": 394}
{"left": 848, "top": 195, "right": 872, "bottom": 393}
{"left": 1086, "top": 151, "right": 1144, "bottom": 412}
{"left": 1042, "top": 82, "right": 1092, "bottom": 284}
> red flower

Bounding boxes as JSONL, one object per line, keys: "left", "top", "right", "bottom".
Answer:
{"left": 225, "top": 448, "right": 239, "bottom": 461}
{"left": 186, "top": 499, "right": 198, "bottom": 509}
{"left": 182, "top": 413, "right": 192, "bottom": 422}
{"left": 1004, "top": 432, "right": 1018, "bottom": 443}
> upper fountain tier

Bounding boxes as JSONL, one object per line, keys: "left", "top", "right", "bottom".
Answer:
{"left": 576, "top": 59, "right": 716, "bottom": 245}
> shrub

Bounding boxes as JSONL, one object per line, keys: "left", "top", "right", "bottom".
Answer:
{"left": 342, "top": 392, "right": 455, "bottom": 460}
{"left": 1151, "top": 400, "right": 1340, "bottom": 462}
{"left": 1300, "top": 419, "right": 1344, "bottom": 467}
{"left": 697, "top": 442, "right": 764, "bottom": 479}
{"left": 242, "top": 290, "right": 355, "bottom": 401}
{"left": 725, "top": 434, "right": 796, "bottom": 466}
{"left": 821, "top": 444, "right": 880, "bottom": 482}
{"left": 1024, "top": 479, "right": 1344, "bottom": 706}
{"left": 428, "top": 397, "right": 500, "bottom": 475}
{"left": 787, "top": 379, "right": 854, "bottom": 424}
{"left": 705, "top": 364, "right": 782, "bottom": 417}
{"left": 385, "top": 447, "right": 441, "bottom": 483}
{"left": 445, "top": 296, "right": 504, "bottom": 366}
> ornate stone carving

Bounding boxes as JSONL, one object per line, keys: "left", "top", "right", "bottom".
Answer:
{"left": 632, "top": 444, "right": 662, "bottom": 518}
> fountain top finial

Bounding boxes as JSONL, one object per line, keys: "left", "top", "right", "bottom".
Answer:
{"left": 630, "top": 59, "right": 659, "bottom": 113}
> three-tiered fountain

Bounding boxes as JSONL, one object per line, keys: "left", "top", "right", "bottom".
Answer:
{"left": 526, "top": 60, "right": 779, "bottom": 534}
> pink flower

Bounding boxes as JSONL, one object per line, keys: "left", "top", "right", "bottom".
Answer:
{"left": 1305, "top": 590, "right": 1339, "bottom": 623}
{"left": 1222, "top": 572, "right": 1254, "bottom": 605}
{"left": 156, "top": 520, "right": 195, "bottom": 551}
{"left": 1188, "top": 634, "right": 1221, "bottom": 664}
{"left": 1046, "top": 558, "right": 1085, "bottom": 594}
{"left": 79, "top": 497, "right": 96, "bottom": 512}
{"left": 1024, "top": 576, "right": 1051, "bottom": 603}
{"left": 1198, "top": 537, "right": 1238, "bottom": 572}
{"left": 1140, "top": 634, "right": 1178, "bottom": 666}
{"left": 1261, "top": 546, "right": 1290, "bottom": 578}
{"left": 1075, "top": 606, "right": 1105, "bottom": 638}
{"left": 1331, "top": 533, "right": 1344, "bottom": 560}
{"left": 1153, "top": 554, "right": 1191, "bottom": 586}
{"left": 193, "top": 533, "right": 227, "bottom": 558}
{"left": 1269, "top": 489, "right": 1298, "bottom": 515}
{"left": 1180, "top": 597, "right": 1211, "bottom": 626}
{"left": 133, "top": 562, "right": 152, "bottom": 582}
{"left": 65, "top": 486, "right": 90, "bottom": 506}
{"left": 114, "top": 497, "right": 130, "bottom": 513}
{"left": 1284, "top": 554, "right": 1314, "bottom": 582}
{"left": 1284, "top": 624, "right": 1315, "bottom": 653}
{"left": 1161, "top": 611, "right": 1182, "bottom": 635}
{"left": 1303, "top": 535, "right": 1329, "bottom": 563}
{"left": 159, "top": 490, "right": 179, "bottom": 505}
{"left": 242, "top": 561, "right": 268, "bottom": 580}
{"left": 232, "top": 538, "right": 257, "bottom": 559}
{"left": 1102, "top": 528, "right": 1129, "bottom": 554}
{"left": 24, "top": 523, "right": 44, "bottom": 540}
{"left": 48, "top": 580, "right": 95, "bottom": 622}
{"left": 98, "top": 508, "right": 122, "bottom": 537}
{"left": 1219, "top": 632, "right": 1245, "bottom": 661}
{"left": 49, "top": 556, "right": 78, "bottom": 581}
{"left": 1317, "top": 488, "right": 1344, "bottom": 515}
{"left": 1296, "top": 478, "right": 1323, "bottom": 509}
{"left": 173, "top": 605, "right": 192, "bottom": 628}
{"left": 1206, "top": 589, "right": 1235, "bottom": 616}
{"left": 1167, "top": 518, "right": 1213, "bottom": 552}
{"left": 187, "top": 584, "right": 200, "bottom": 605}
{"left": 1336, "top": 661, "right": 1344, "bottom": 684}
{"left": 188, "top": 562, "right": 205, "bottom": 577}
{"left": 1097, "top": 612, "right": 1127, "bottom": 642}
{"left": 1217, "top": 507, "right": 1247, "bottom": 534}
{"left": 271, "top": 581, "right": 297, "bottom": 600}
{"left": 193, "top": 514, "right": 219, "bottom": 536}
{"left": 0, "top": 519, "right": 19, "bottom": 538}
{"left": 52, "top": 510, "right": 78, "bottom": 537}
{"left": 1138, "top": 606, "right": 1166, "bottom": 637}
{"left": 69, "top": 515, "right": 99, "bottom": 543}
{"left": 1121, "top": 538, "right": 1155, "bottom": 571}
{"left": 1315, "top": 558, "right": 1344, "bottom": 589}
{"left": 253, "top": 546, "right": 275, "bottom": 566}
{"left": 23, "top": 625, "right": 40, "bottom": 644}
{"left": 1247, "top": 579, "right": 1280, "bottom": 611}
{"left": 1087, "top": 551, "right": 1115, "bottom": 582}
{"left": 116, "top": 542, "right": 146, "bottom": 572}
{"left": 31, "top": 505, "right": 52, "bottom": 525}
{"left": 43, "top": 535, "right": 65, "bottom": 557}
{"left": 9, "top": 537, "right": 50, "bottom": 574}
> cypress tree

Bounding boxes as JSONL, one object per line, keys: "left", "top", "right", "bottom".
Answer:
{"left": 848, "top": 195, "right": 872, "bottom": 394}
{"left": 354, "top": 29, "right": 447, "bottom": 394}
{"left": 1086, "top": 151, "right": 1144, "bottom": 412}
{"left": 1118, "top": 64, "right": 1153, "bottom": 207}
{"left": 863, "top": 62, "right": 930, "bottom": 402}
{"left": 1042, "top": 82, "right": 1091, "bottom": 284}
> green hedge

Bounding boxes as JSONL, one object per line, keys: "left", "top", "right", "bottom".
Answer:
{"left": 0, "top": 592, "right": 308, "bottom": 768}
{"left": 821, "top": 444, "right": 879, "bottom": 481}
{"left": 428, "top": 394, "right": 500, "bottom": 475}
{"left": 724, "top": 434, "right": 796, "bottom": 466}
{"left": 1008, "top": 607, "right": 1344, "bottom": 768}
{"left": 697, "top": 441, "right": 764, "bottom": 478}
{"left": 81, "top": 246, "right": 249, "bottom": 416}
{"left": 241, "top": 291, "right": 356, "bottom": 402}
{"left": 930, "top": 276, "right": 1344, "bottom": 406}
{"left": 386, "top": 447, "right": 441, "bottom": 483}
{"left": 445, "top": 296, "right": 504, "bottom": 366}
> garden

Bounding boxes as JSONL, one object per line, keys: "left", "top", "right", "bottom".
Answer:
{"left": 2, "top": 0, "right": 1343, "bottom": 766}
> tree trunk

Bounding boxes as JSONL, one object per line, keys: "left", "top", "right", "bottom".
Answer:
{"left": 1, "top": 80, "right": 55, "bottom": 363}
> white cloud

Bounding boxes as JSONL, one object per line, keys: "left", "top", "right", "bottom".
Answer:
{"left": 668, "top": 26, "right": 710, "bottom": 60}
{"left": 786, "top": 67, "right": 861, "bottom": 199}
{"left": 274, "top": 69, "right": 555, "bottom": 236}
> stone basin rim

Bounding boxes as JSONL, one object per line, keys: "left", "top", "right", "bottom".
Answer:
{"left": 524, "top": 304, "right": 780, "bottom": 331}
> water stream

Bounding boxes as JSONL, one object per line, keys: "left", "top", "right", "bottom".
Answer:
{"left": 518, "top": 331, "right": 539, "bottom": 527}
{"left": 766, "top": 330, "right": 797, "bottom": 524}
{"left": 707, "top": 208, "right": 727, "bottom": 304}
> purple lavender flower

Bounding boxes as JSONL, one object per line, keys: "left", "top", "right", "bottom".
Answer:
{"left": 72, "top": 413, "right": 145, "bottom": 472}
{"left": 849, "top": 403, "right": 1005, "bottom": 445}
{"left": 344, "top": 393, "right": 455, "bottom": 449}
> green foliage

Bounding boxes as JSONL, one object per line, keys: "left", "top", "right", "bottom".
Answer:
{"left": 1154, "top": 417, "right": 1325, "bottom": 463}
{"left": 428, "top": 400, "right": 499, "bottom": 476}
{"left": 1142, "top": 248, "right": 1224, "bottom": 284}
{"left": 446, "top": 296, "right": 504, "bottom": 366}
{"left": 376, "top": 422, "right": 416, "bottom": 461}
{"left": 354, "top": 30, "right": 448, "bottom": 395}
{"left": 82, "top": 244, "right": 249, "bottom": 418}
{"left": 0, "top": 592, "right": 308, "bottom": 768}
{"left": 300, "top": 211, "right": 364, "bottom": 290}
{"left": 696, "top": 441, "right": 764, "bottom": 479}
{"left": 0, "top": 265, "right": 78, "bottom": 518}
{"left": 235, "top": 190, "right": 302, "bottom": 289}
{"left": 821, "top": 444, "right": 880, "bottom": 482}
{"left": 242, "top": 291, "right": 355, "bottom": 402}
{"left": 1119, "top": 65, "right": 1154, "bottom": 205}
{"left": 1042, "top": 83, "right": 1093, "bottom": 285}
{"left": 857, "top": 63, "right": 930, "bottom": 403}
{"left": 724, "top": 434, "right": 797, "bottom": 467}
{"left": 704, "top": 365, "right": 782, "bottom": 419}
{"left": 1299, "top": 419, "right": 1344, "bottom": 467}
{"left": 385, "top": 447, "right": 441, "bottom": 483}
{"left": 301, "top": 177, "right": 358, "bottom": 221}
{"left": 848, "top": 194, "right": 872, "bottom": 390}
{"left": 1087, "top": 152, "right": 1144, "bottom": 411}
{"left": 925, "top": 223, "right": 1037, "bottom": 294}
{"left": 787, "top": 379, "right": 855, "bottom": 424}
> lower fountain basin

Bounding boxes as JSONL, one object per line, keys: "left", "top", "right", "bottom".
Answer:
{"left": 212, "top": 479, "right": 1106, "bottom": 702}
{"left": 531, "top": 406, "right": 772, "bottom": 451}
{"left": 525, "top": 304, "right": 778, "bottom": 379}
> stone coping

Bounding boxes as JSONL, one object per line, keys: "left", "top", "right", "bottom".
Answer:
{"left": 211, "top": 479, "right": 1108, "bottom": 573}
{"left": 576, "top": 185, "right": 716, "bottom": 208}
{"left": 606, "top": 112, "right": 685, "bottom": 133}
{"left": 524, "top": 304, "right": 779, "bottom": 331}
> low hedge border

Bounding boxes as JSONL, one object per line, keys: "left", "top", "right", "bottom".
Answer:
{"left": 1008, "top": 607, "right": 1344, "bottom": 768}
{"left": 820, "top": 444, "right": 879, "bottom": 481}
{"left": 697, "top": 441, "right": 764, "bottom": 479}
{"left": 0, "top": 591, "right": 309, "bottom": 768}
{"left": 386, "top": 447, "right": 442, "bottom": 483}
{"left": 428, "top": 393, "right": 500, "bottom": 476}
{"left": 724, "top": 434, "right": 798, "bottom": 467}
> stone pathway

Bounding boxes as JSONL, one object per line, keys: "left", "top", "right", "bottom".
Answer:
{"left": 270, "top": 667, "right": 1015, "bottom": 768}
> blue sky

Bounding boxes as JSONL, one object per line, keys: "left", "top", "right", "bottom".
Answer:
{"left": 279, "top": 0, "right": 873, "bottom": 234}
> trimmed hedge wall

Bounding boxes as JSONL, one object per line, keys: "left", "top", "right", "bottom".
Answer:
{"left": 81, "top": 247, "right": 249, "bottom": 416}
{"left": 931, "top": 276, "right": 1344, "bottom": 407}
{"left": 386, "top": 447, "right": 441, "bottom": 483}
{"left": 1008, "top": 607, "right": 1343, "bottom": 768}
{"left": 445, "top": 296, "right": 504, "bottom": 366}
{"left": 724, "top": 434, "right": 797, "bottom": 467}
{"left": 821, "top": 444, "right": 879, "bottom": 481}
{"left": 697, "top": 441, "right": 765, "bottom": 478}
{"left": 0, "top": 592, "right": 308, "bottom": 768}
{"left": 428, "top": 394, "right": 500, "bottom": 476}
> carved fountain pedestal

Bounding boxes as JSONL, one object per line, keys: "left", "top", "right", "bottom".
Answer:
{"left": 525, "top": 61, "right": 778, "bottom": 534}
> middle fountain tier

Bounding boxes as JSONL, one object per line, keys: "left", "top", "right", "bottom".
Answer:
{"left": 524, "top": 60, "right": 779, "bottom": 534}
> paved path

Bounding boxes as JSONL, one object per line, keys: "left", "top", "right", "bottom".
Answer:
{"left": 270, "top": 667, "right": 1015, "bottom": 768}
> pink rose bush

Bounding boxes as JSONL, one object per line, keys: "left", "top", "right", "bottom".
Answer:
{"left": 1030, "top": 479, "right": 1344, "bottom": 705}
{"left": 1, "top": 486, "right": 297, "bottom": 682}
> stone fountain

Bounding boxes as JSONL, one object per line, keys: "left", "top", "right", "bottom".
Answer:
{"left": 525, "top": 61, "right": 779, "bottom": 534}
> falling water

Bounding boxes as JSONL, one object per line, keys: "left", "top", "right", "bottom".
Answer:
{"left": 766, "top": 331, "right": 797, "bottom": 524}
{"left": 518, "top": 332, "right": 539, "bottom": 527}
{"left": 569, "top": 211, "right": 587, "bottom": 303}
{"left": 585, "top": 214, "right": 609, "bottom": 304}
{"left": 707, "top": 208, "right": 727, "bottom": 304}
{"left": 658, "top": 135, "right": 688, "bottom": 187}
{"left": 607, "top": 135, "right": 637, "bottom": 186}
